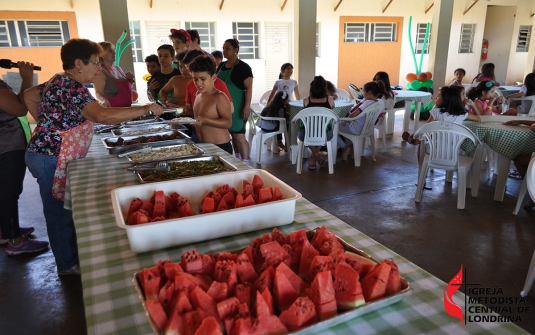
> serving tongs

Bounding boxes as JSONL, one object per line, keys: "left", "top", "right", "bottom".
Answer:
{"left": 127, "top": 162, "right": 170, "bottom": 172}
{"left": 117, "top": 146, "right": 151, "bottom": 158}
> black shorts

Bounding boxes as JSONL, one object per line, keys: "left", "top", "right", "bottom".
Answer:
{"left": 215, "top": 141, "right": 233, "bottom": 155}
{"left": 230, "top": 124, "right": 246, "bottom": 134}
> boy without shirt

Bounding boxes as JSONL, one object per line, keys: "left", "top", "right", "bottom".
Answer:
{"left": 159, "top": 50, "right": 190, "bottom": 108}
{"left": 189, "top": 55, "right": 233, "bottom": 154}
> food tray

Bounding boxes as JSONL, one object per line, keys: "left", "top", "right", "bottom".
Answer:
{"left": 135, "top": 155, "right": 238, "bottom": 183}
{"left": 123, "top": 116, "right": 164, "bottom": 126}
{"left": 111, "top": 169, "right": 301, "bottom": 253}
{"left": 132, "top": 228, "right": 411, "bottom": 335}
{"left": 126, "top": 143, "right": 204, "bottom": 164}
{"left": 111, "top": 124, "right": 184, "bottom": 137}
{"left": 166, "top": 117, "right": 197, "bottom": 124}
{"left": 101, "top": 130, "right": 191, "bottom": 154}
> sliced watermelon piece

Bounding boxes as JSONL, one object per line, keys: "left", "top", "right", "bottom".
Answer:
{"left": 384, "top": 259, "right": 402, "bottom": 296}
{"left": 286, "top": 229, "right": 308, "bottom": 256}
{"left": 184, "top": 308, "right": 205, "bottom": 335}
{"left": 168, "top": 210, "right": 180, "bottom": 219}
{"left": 221, "top": 191, "right": 236, "bottom": 209}
{"left": 234, "top": 283, "right": 251, "bottom": 309}
{"left": 317, "top": 233, "right": 344, "bottom": 256}
{"left": 298, "top": 239, "right": 319, "bottom": 280}
{"left": 360, "top": 260, "right": 391, "bottom": 302}
{"left": 144, "top": 299, "right": 168, "bottom": 333}
{"left": 158, "top": 279, "right": 174, "bottom": 314}
{"left": 273, "top": 267, "right": 299, "bottom": 313}
{"left": 239, "top": 246, "right": 254, "bottom": 264}
{"left": 250, "top": 234, "right": 271, "bottom": 269}
{"left": 214, "top": 261, "right": 238, "bottom": 295}
{"left": 254, "top": 266, "right": 275, "bottom": 293}
{"left": 127, "top": 198, "right": 143, "bottom": 219}
{"left": 180, "top": 272, "right": 213, "bottom": 291}
{"left": 242, "top": 194, "right": 255, "bottom": 207}
{"left": 243, "top": 179, "right": 251, "bottom": 189}
{"left": 200, "top": 253, "right": 215, "bottom": 277}
{"left": 260, "top": 241, "right": 289, "bottom": 267}
{"left": 242, "top": 184, "right": 254, "bottom": 199}
{"left": 281, "top": 244, "right": 299, "bottom": 274}
{"left": 344, "top": 251, "right": 378, "bottom": 278}
{"left": 137, "top": 212, "right": 150, "bottom": 225}
{"left": 181, "top": 249, "right": 203, "bottom": 274}
{"left": 216, "top": 296, "right": 241, "bottom": 320}
{"left": 236, "top": 253, "right": 258, "bottom": 284}
{"left": 140, "top": 201, "right": 154, "bottom": 217}
{"left": 253, "top": 289, "right": 272, "bottom": 317}
{"left": 211, "top": 192, "right": 223, "bottom": 209}
{"left": 191, "top": 286, "right": 222, "bottom": 327}
{"left": 165, "top": 195, "right": 178, "bottom": 212}
{"left": 193, "top": 316, "right": 223, "bottom": 335}
{"left": 216, "top": 199, "right": 229, "bottom": 212}
{"left": 174, "top": 274, "right": 197, "bottom": 300}
{"left": 251, "top": 295, "right": 288, "bottom": 335}
{"left": 143, "top": 272, "right": 161, "bottom": 301}
{"left": 272, "top": 186, "right": 283, "bottom": 201}
{"left": 166, "top": 291, "right": 193, "bottom": 335}
{"left": 334, "top": 262, "right": 365, "bottom": 310}
{"left": 230, "top": 317, "right": 253, "bottom": 335}
{"left": 261, "top": 288, "right": 274, "bottom": 316}
{"left": 234, "top": 194, "right": 244, "bottom": 209}
{"left": 202, "top": 197, "right": 215, "bottom": 214}
{"left": 154, "top": 190, "right": 165, "bottom": 204}
{"left": 170, "top": 290, "right": 193, "bottom": 315}
{"left": 306, "top": 255, "right": 335, "bottom": 283}
{"left": 257, "top": 187, "right": 273, "bottom": 204}
{"left": 279, "top": 297, "right": 317, "bottom": 332}
{"left": 207, "top": 281, "right": 229, "bottom": 302}
{"left": 127, "top": 211, "right": 140, "bottom": 225}
{"left": 216, "top": 252, "right": 238, "bottom": 262}
{"left": 216, "top": 184, "right": 231, "bottom": 195}
{"left": 153, "top": 202, "right": 167, "bottom": 219}
{"left": 308, "top": 271, "right": 337, "bottom": 321}
{"left": 329, "top": 249, "right": 347, "bottom": 268}
{"left": 270, "top": 228, "right": 286, "bottom": 245}
{"left": 178, "top": 201, "right": 195, "bottom": 217}
{"left": 275, "top": 262, "right": 309, "bottom": 295}
{"left": 251, "top": 175, "right": 264, "bottom": 194}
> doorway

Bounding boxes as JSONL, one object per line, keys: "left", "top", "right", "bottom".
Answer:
{"left": 264, "top": 23, "right": 292, "bottom": 93}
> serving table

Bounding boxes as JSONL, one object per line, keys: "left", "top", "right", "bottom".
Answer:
{"left": 394, "top": 90, "right": 433, "bottom": 134}
{"left": 463, "top": 116, "right": 535, "bottom": 201}
{"left": 65, "top": 135, "right": 527, "bottom": 335}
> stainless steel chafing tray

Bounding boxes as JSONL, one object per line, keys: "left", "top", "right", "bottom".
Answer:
{"left": 101, "top": 130, "right": 191, "bottom": 154}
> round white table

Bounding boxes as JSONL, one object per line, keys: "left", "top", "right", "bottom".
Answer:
{"left": 393, "top": 90, "right": 433, "bottom": 134}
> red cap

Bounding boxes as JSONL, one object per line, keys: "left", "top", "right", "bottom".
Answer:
{"left": 169, "top": 29, "right": 191, "bottom": 43}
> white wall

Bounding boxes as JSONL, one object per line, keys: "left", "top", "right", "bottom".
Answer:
{"left": 507, "top": 1, "right": 535, "bottom": 84}
{"left": 483, "top": 6, "right": 516, "bottom": 85}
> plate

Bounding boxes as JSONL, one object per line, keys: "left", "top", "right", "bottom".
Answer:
{"left": 132, "top": 228, "right": 411, "bottom": 335}
{"left": 166, "top": 117, "right": 197, "bottom": 124}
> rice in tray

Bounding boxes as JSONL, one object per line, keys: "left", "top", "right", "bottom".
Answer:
{"left": 129, "top": 145, "right": 201, "bottom": 162}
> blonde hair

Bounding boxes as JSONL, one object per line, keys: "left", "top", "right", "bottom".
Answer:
{"left": 98, "top": 41, "right": 114, "bottom": 62}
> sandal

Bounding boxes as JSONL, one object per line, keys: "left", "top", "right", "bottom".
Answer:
{"left": 314, "top": 153, "right": 326, "bottom": 167}
{"left": 342, "top": 146, "right": 352, "bottom": 161}
{"left": 308, "top": 157, "right": 317, "bottom": 170}
{"left": 415, "top": 183, "right": 433, "bottom": 190}
{"left": 508, "top": 169, "right": 523, "bottom": 180}
{"left": 524, "top": 200, "right": 535, "bottom": 209}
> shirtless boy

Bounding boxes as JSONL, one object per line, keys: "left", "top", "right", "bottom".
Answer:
{"left": 159, "top": 50, "right": 190, "bottom": 108}
{"left": 189, "top": 55, "right": 233, "bottom": 154}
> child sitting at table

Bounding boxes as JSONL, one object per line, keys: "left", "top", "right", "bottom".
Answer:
{"left": 267, "top": 63, "right": 300, "bottom": 103}
{"left": 326, "top": 81, "right": 338, "bottom": 100}
{"left": 472, "top": 63, "right": 497, "bottom": 84}
{"left": 465, "top": 80, "right": 501, "bottom": 116}
{"left": 339, "top": 81, "right": 389, "bottom": 160}
{"left": 189, "top": 55, "right": 233, "bottom": 154}
{"left": 450, "top": 68, "right": 466, "bottom": 86}
{"left": 256, "top": 91, "right": 289, "bottom": 151}
{"left": 502, "top": 73, "right": 535, "bottom": 116}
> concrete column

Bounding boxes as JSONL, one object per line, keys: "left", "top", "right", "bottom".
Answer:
{"left": 99, "top": 0, "right": 135, "bottom": 88}
{"left": 428, "top": 0, "right": 454, "bottom": 93}
{"left": 294, "top": 0, "right": 317, "bottom": 98}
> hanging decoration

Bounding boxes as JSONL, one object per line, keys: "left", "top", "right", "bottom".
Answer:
{"left": 405, "top": 16, "right": 433, "bottom": 91}
{"left": 115, "top": 30, "right": 136, "bottom": 66}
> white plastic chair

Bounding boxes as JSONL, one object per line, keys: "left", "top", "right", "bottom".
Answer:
{"left": 336, "top": 88, "right": 352, "bottom": 101}
{"left": 374, "top": 97, "right": 395, "bottom": 152}
{"left": 291, "top": 107, "right": 339, "bottom": 174}
{"left": 521, "top": 156, "right": 535, "bottom": 297}
{"left": 247, "top": 108, "right": 257, "bottom": 156}
{"left": 414, "top": 121, "right": 482, "bottom": 209}
{"left": 258, "top": 90, "right": 272, "bottom": 110}
{"left": 339, "top": 100, "right": 385, "bottom": 167}
{"left": 509, "top": 96, "right": 535, "bottom": 115}
{"left": 253, "top": 110, "right": 289, "bottom": 164}
{"left": 349, "top": 84, "right": 363, "bottom": 104}
{"left": 513, "top": 153, "right": 535, "bottom": 215}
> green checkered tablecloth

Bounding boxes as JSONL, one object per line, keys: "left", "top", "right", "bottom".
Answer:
{"left": 66, "top": 136, "right": 527, "bottom": 335}
{"left": 462, "top": 121, "right": 535, "bottom": 159}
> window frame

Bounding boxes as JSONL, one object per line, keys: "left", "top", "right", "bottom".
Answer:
{"left": 129, "top": 21, "right": 143, "bottom": 63}
{"left": 344, "top": 22, "right": 397, "bottom": 43}
{"left": 185, "top": 22, "right": 217, "bottom": 53}
{"left": 232, "top": 22, "right": 260, "bottom": 59}
{"left": 516, "top": 25, "right": 532, "bottom": 52}
{"left": 0, "top": 19, "right": 70, "bottom": 48}
{"left": 458, "top": 23, "right": 476, "bottom": 54}
{"left": 415, "top": 23, "right": 431, "bottom": 54}
{"left": 316, "top": 22, "right": 321, "bottom": 57}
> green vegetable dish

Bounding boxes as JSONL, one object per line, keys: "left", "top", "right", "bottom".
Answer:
{"left": 139, "top": 160, "right": 231, "bottom": 182}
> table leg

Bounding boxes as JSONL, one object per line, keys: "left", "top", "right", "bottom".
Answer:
{"left": 402, "top": 101, "right": 412, "bottom": 134}
{"left": 386, "top": 109, "right": 395, "bottom": 135}
{"left": 412, "top": 102, "right": 421, "bottom": 133}
{"left": 494, "top": 152, "right": 511, "bottom": 201}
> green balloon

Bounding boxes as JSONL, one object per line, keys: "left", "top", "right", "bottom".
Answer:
{"left": 411, "top": 80, "right": 422, "bottom": 90}
{"left": 407, "top": 82, "right": 413, "bottom": 90}
{"left": 423, "top": 79, "right": 433, "bottom": 88}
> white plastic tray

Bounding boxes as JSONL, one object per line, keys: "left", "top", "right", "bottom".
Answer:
{"left": 111, "top": 169, "right": 302, "bottom": 253}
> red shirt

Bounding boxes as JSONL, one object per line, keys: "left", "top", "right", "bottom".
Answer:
{"left": 185, "top": 78, "right": 232, "bottom": 105}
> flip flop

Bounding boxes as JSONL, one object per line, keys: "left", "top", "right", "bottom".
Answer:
{"left": 524, "top": 200, "right": 535, "bottom": 209}
{"left": 508, "top": 169, "right": 522, "bottom": 180}
{"left": 308, "top": 164, "right": 316, "bottom": 170}
{"left": 415, "top": 183, "right": 432, "bottom": 190}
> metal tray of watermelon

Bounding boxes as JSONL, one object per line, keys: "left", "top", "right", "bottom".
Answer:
{"left": 132, "top": 228, "right": 411, "bottom": 335}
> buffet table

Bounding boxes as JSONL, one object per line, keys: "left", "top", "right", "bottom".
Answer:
{"left": 66, "top": 135, "right": 527, "bottom": 335}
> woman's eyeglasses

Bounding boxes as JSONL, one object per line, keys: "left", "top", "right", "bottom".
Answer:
{"left": 84, "top": 59, "right": 102, "bottom": 67}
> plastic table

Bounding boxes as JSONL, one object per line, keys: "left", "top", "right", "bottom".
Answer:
{"left": 394, "top": 90, "right": 433, "bottom": 134}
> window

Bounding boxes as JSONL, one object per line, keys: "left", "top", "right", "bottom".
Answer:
{"left": 185, "top": 22, "right": 216, "bottom": 52}
{"left": 316, "top": 23, "right": 320, "bottom": 57}
{"left": 415, "top": 23, "right": 431, "bottom": 54}
{"left": 517, "top": 25, "right": 532, "bottom": 52}
{"left": 129, "top": 21, "right": 143, "bottom": 62}
{"left": 459, "top": 23, "right": 476, "bottom": 53}
{"left": 232, "top": 22, "right": 259, "bottom": 59}
{"left": 344, "top": 23, "right": 397, "bottom": 42}
{"left": 0, "top": 20, "right": 70, "bottom": 47}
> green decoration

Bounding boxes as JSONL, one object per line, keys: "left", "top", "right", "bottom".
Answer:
{"left": 411, "top": 80, "right": 422, "bottom": 90}
{"left": 407, "top": 16, "right": 419, "bottom": 75}
{"left": 423, "top": 79, "right": 433, "bottom": 88}
{"left": 418, "top": 23, "right": 430, "bottom": 74}
{"left": 114, "top": 30, "right": 135, "bottom": 66}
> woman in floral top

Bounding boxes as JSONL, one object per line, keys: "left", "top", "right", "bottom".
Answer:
{"left": 24, "top": 38, "right": 164, "bottom": 276}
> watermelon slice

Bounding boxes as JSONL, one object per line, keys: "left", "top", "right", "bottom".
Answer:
{"left": 166, "top": 195, "right": 178, "bottom": 212}
{"left": 242, "top": 194, "right": 255, "bottom": 207}
{"left": 216, "top": 252, "right": 238, "bottom": 262}
{"left": 181, "top": 249, "right": 203, "bottom": 273}
{"left": 153, "top": 202, "right": 167, "bottom": 219}
{"left": 286, "top": 229, "right": 308, "bottom": 256}
{"left": 273, "top": 267, "right": 299, "bottom": 312}
{"left": 166, "top": 291, "right": 193, "bottom": 335}
{"left": 236, "top": 253, "right": 258, "bottom": 284}
{"left": 143, "top": 272, "right": 161, "bottom": 301}
{"left": 281, "top": 244, "right": 299, "bottom": 274}
{"left": 230, "top": 317, "right": 254, "bottom": 335}
{"left": 234, "top": 283, "right": 251, "bottom": 308}
{"left": 251, "top": 291, "right": 288, "bottom": 335}
{"left": 178, "top": 201, "right": 195, "bottom": 217}
{"left": 257, "top": 187, "right": 273, "bottom": 204}
{"left": 279, "top": 297, "right": 317, "bottom": 332}
{"left": 344, "top": 251, "right": 378, "bottom": 278}
{"left": 261, "top": 288, "right": 274, "bottom": 316}
{"left": 127, "top": 211, "right": 140, "bottom": 225}
{"left": 260, "top": 241, "right": 289, "bottom": 267}
{"left": 250, "top": 234, "right": 271, "bottom": 269}
{"left": 127, "top": 198, "right": 143, "bottom": 218}
{"left": 384, "top": 259, "right": 402, "bottom": 296}
{"left": 207, "top": 281, "right": 229, "bottom": 302}
{"left": 234, "top": 194, "right": 244, "bottom": 209}
{"left": 193, "top": 316, "right": 223, "bottom": 335}
{"left": 251, "top": 175, "right": 264, "bottom": 194}
{"left": 174, "top": 274, "right": 197, "bottom": 299}
{"left": 158, "top": 279, "right": 175, "bottom": 313}
{"left": 254, "top": 266, "right": 275, "bottom": 293}
{"left": 221, "top": 191, "right": 236, "bottom": 209}
{"left": 137, "top": 212, "right": 150, "bottom": 225}
{"left": 145, "top": 300, "right": 168, "bottom": 333}
{"left": 242, "top": 184, "right": 254, "bottom": 199}
{"left": 216, "top": 296, "right": 241, "bottom": 320}
{"left": 270, "top": 228, "right": 286, "bottom": 245}
{"left": 216, "top": 198, "right": 229, "bottom": 212}
{"left": 216, "top": 184, "right": 231, "bottom": 196}
{"left": 298, "top": 239, "right": 319, "bottom": 280}
{"left": 306, "top": 255, "right": 334, "bottom": 283}
{"left": 272, "top": 186, "right": 283, "bottom": 201}
{"left": 180, "top": 272, "right": 213, "bottom": 291}
{"left": 308, "top": 271, "right": 337, "bottom": 321}
{"left": 360, "top": 260, "right": 392, "bottom": 302}
{"left": 275, "top": 262, "right": 309, "bottom": 295}
{"left": 202, "top": 197, "right": 215, "bottom": 214}
{"left": 140, "top": 201, "right": 154, "bottom": 217}
{"left": 191, "top": 286, "right": 222, "bottom": 327}
{"left": 239, "top": 246, "right": 254, "bottom": 264}
{"left": 184, "top": 308, "right": 206, "bottom": 335}
{"left": 334, "top": 262, "right": 365, "bottom": 310}
{"left": 200, "top": 253, "right": 215, "bottom": 277}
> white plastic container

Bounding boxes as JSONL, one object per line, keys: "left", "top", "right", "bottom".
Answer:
{"left": 111, "top": 169, "right": 302, "bottom": 253}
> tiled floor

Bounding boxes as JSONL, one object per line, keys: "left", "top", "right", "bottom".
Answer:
{"left": 1, "top": 111, "right": 535, "bottom": 334}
